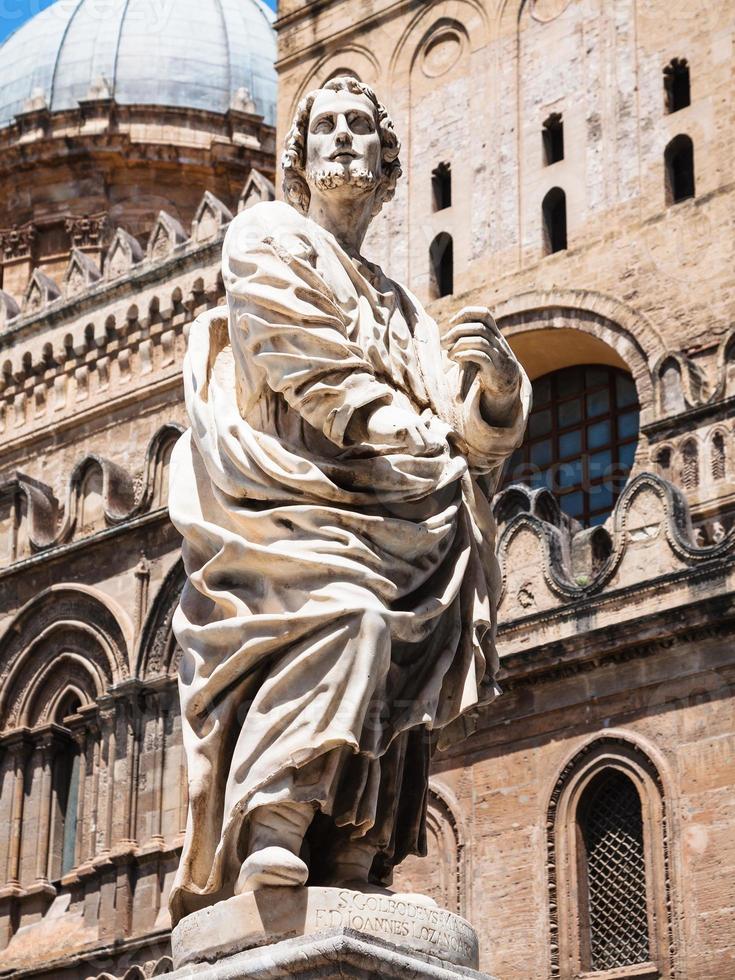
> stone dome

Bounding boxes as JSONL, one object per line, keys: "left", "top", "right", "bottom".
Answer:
{"left": 0, "top": 0, "right": 277, "bottom": 129}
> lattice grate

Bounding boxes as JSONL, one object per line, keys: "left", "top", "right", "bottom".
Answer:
{"left": 582, "top": 770, "right": 650, "bottom": 970}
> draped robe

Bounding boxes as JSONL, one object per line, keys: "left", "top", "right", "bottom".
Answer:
{"left": 168, "top": 200, "right": 530, "bottom": 920}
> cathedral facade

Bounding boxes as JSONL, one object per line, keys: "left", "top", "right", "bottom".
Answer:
{"left": 0, "top": 1, "right": 734, "bottom": 978}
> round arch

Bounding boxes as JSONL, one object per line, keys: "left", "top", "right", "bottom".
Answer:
{"left": 493, "top": 290, "right": 662, "bottom": 425}
{"left": 286, "top": 45, "right": 381, "bottom": 123}
{"left": 388, "top": 0, "right": 489, "bottom": 82}
{"left": 0, "top": 585, "right": 131, "bottom": 730}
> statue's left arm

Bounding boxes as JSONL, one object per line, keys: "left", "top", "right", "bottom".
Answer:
{"left": 442, "top": 306, "right": 531, "bottom": 481}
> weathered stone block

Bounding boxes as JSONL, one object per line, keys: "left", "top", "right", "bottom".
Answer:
{"left": 170, "top": 887, "right": 490, "bottom": 980}
{"left": 169, "top": 930, "right": 493, "bottom": 979}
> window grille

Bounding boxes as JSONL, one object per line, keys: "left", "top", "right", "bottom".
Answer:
{"left": 711, "top": 432, "right": 726, "bottom": 482}
{"left": 681, "top": 440, "right": 699, "bottom": 490}
{"left": 501, "top": 365, "right": 640, "bottom": 526}
{"left": 580, "top": 770, "right": 650, "bottom": 971}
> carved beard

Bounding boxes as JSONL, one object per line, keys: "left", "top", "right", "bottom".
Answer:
{"left": 307, "top": 164, "right": 378, "bottom": 193}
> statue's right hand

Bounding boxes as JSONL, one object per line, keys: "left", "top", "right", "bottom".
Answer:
{"left": 365, "top": 404, "right": 444, "bottom": 456}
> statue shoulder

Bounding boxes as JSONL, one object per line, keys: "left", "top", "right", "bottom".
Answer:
{"left": 225, "top": 201, "right": 316, "bottom": 259}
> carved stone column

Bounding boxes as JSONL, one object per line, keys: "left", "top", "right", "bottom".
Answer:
{"left": 32, "top": 728, "right": 57, "bottom": 886}
{"left": 0, "top": 731, "right": 32, "bottom": 949}
{"left": 146, "top": 681, "right": 172, "bottom": 848}
{"left": 70, "top": 723, "right": 88, "bottom": 872}
{"left": 1, "top": 731, "right": 32, "bottom": 891}
{"left": 95, "top": 699, "right": 116, "bottom": 859}
{"left": 83, "top": 716, "right": 101, "bottom": 865}
{"left": 94, "top": 698, "right": 118, "bottom": 944}
{"left": 111, "top": 681, "right": 142, "bottom": 851}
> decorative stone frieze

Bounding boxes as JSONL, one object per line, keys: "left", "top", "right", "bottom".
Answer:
{"left": 0, "top": 424, "right": 183, "bottom": 563}
{"left": 495, "top": 473, "right": 735, "bottom": 619}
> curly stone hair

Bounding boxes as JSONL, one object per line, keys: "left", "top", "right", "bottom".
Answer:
{"left": 281, "top": 76, "right": 402, "bottom": 218}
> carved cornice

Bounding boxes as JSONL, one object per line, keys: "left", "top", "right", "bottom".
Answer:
{"left": 498, "top": 591, "right": 735, "bottom": 692}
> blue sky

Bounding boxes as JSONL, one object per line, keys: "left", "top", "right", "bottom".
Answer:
{"left": 0, "top": 0, "right": 277, "bottom": 44}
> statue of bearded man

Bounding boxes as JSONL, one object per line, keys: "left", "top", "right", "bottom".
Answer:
{"left": 168, "top": 76, "right": 530, "bottom": 923}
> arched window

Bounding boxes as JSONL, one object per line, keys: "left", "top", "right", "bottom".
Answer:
{"left": 542, "top": 187, "right": 567, "bottom": 253}
{"left": 78, "top": 466, "right": 105, "bottom": 536}
{"left": 665, "top": 135, "right": 695, "bottom": 204}
{"left": 502, "top": 365, "right": 640, "bottom": 525}
{"left": 543, "top": 112, "right": 564, "bottom": 165}
{"left": 429, "top": 232, "right": 453, "bottom": 298}
{"left": 681, "top": 439, "right": 699, "bottom": 490}
{"left": 577, "top": 770, "right": 649, "bottom": 970}
{"left": 547, "top": 738, "right": 677, "bottom": 979}
{"left": 711, "top": 431, "right": 726, "bottom": 482}
{"left": 664, "top": 58, "right": 690, "bottom": 113}
{"left": 49, "top": 694, "right": 82, "bottom": 880}
{"left": 432, "top": 162, "right": 452, "bottom": 211}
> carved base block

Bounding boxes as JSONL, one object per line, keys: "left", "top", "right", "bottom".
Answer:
{"left": 170, "top": 886, "right": 495, "bottom": 979}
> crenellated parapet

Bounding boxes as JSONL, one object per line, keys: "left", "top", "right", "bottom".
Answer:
{"left": 0, "top": 167, "right": 275, "bottom": 312}
{"left": 0, "top": 183, "right": 277, "bottom": 452}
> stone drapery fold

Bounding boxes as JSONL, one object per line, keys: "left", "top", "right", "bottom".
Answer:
{"left": 168, "top": 201, "right": 530, "bottom": 920}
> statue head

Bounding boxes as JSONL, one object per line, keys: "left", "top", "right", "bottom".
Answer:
{"left": 282, "top": 77, "right": 402, "bottom": 219}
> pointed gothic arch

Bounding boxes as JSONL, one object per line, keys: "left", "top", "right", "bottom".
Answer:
{"left": 546, "top": 734, "right": 678, "bottom": 979}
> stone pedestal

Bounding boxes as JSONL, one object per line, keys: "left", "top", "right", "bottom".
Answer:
{"left": 168, "top": 886, "right": 495, "bottom": 979}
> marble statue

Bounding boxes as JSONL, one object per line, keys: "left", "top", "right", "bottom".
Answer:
{"left": 168, "top": 76, "right": 530, "bottom": 924}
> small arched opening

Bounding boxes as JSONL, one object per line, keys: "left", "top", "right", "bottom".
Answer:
{"left": 542, "top": 112, "right": 564, "bottom": 165}
{"left": 665, "top": 135, "right": 695, "bottom": 204}
{"left": 429, "top": 232, "right": 453, "bottom": 299}
{"left": 547, "top": 737, "right": 677, "bottom": 979}
{"left": 542, "top": 187, "right": 567, "bottom": 254}
{"left": 432, "top": 162, "right": 452, "bottom": 211}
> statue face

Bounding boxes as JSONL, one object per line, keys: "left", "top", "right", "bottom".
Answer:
{"left": 305, "top": 89, "right": 382, "bottom": 192}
